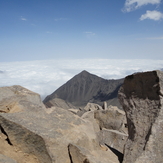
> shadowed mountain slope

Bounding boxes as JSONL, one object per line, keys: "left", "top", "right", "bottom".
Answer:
{"left": 43, "top": 70, "right": 124, "bottom": 108}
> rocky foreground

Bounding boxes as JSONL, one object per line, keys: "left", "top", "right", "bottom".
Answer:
{"left": 0, "top": 70, "right": 163, "bottom": 163}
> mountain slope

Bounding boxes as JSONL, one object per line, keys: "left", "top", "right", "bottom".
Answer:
{"left": 43, "top": 70, "right": 124, "bottom": 108}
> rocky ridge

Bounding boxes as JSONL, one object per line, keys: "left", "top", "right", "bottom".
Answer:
{"left": 43, "top": 70, "right": 124, "bottom": 109}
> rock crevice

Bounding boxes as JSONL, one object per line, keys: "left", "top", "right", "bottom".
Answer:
{"left": 0, "top": 124, "right": 13, "bottom": 146}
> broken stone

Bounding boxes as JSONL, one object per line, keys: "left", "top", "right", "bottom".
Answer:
{"left": 119, "top": 70, "right": 163, "bottom": 163}
{"left": 94, "top": 107, "right": 127, "bottom": 133}
{"left": 0, "top": 85, "right": 120, "bottom": 163}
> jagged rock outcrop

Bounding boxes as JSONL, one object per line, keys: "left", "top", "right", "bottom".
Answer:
{"left": 76, "top": 103, "right": 103, "bottom": 117}
{"left": 84, "top": 103, "right": 103, "bottom": 111}
{"left": 43, "top": 70, "right": 124, "bottom": 109}
{"left": 68, "top": 143, "right": 119, "bottom": 163}
{"left": 119, "top": 70, "right": 163, "bottom": 163}
{"left": 81, "top": 111, "right": 100, "bottom": 133}
{"left": 44, "top": 97, "right": 75, "bottom": 109}
{"left": 0, "top": 85, "right": 44, "bottom": 113}
{"left": 81, "top": 106, "right": 128, "bottom": 158}
{"left": 0, "top": 85, "right": 120, "bottom": 163}
{"left": 68, "top": 144, "right": 91, "bottom": 163}
{"left": 97, "top": 129, "right": 128, "bottom": 154}
{"left": 94, "top": 107, "right": 127, "bottom": 132}
{"left": 81, "top": 105, "right": 127, "bottom": 134}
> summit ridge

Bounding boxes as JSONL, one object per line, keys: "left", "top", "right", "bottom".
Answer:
{"left": 43, "top": 70, "right": 124, "bottom": 108}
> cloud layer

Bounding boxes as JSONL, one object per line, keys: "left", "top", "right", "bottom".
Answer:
{"left": 123, "top": 0, "right": 163, "bottom": 21}
{"left": 0, "top": 59, "right": 163, "bottom": 99}
{"left": 123, "top": 0, "right": 161, "bottom": 12}
{"left": 140, "top": 10, "right": 163, "bottom": 20}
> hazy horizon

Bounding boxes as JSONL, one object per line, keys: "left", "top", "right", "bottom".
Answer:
{"left": 1, "top": 59, "right": 163, "bottom": 99}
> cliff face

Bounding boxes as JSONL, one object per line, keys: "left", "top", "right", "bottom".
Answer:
{"left": 43, "top": 70, "right": 124, "bottom": 108}
{"left": 119, "top": 70, "right": 163, "bottom": 163}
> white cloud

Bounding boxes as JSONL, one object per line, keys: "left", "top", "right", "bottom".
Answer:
{"left": 20, "top": 16, "right": 27, "bottom": 21}
{"left": 123, "top": 0, "right": 161, "bottom": 12}
{"left": 83, "top": 32, "right": 96, "bottom": 38}
{"left": 140, "top": 10, "right": 163, "bottom": 20}
{"left": 0, "top": 59, "right": 163, "bottom": 99}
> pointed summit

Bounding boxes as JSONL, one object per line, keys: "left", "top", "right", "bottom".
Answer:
{"left": 73, "top": 70, "right": 94, "bottom": 79}
{"left": 79, "top": 70, "right": 90, "bottom": 76}
{"left": 80, "top": 70, "right": 89, "bottom": 74}
{"left": 73, "top": 70, "right": 91, "bottom": 79}
{"left": 43, "top": 71, "right": 124, "bottom": 108}
{"left": 71, "top": 70, "right": 104, "bottom": 84}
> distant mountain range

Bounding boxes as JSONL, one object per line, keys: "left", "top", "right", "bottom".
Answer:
{"left": 43, "top": 70, "right": 124, "bottom": 109}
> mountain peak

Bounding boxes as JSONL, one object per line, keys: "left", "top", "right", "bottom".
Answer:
{"left": 81, "top": 70, "right": 89, "bottom": 73}
{"left": 74, "top": 70, "right": 100, "bottom": 81}
{"left": 78, "top": 70, "right": 90, "bottom": 76}
{"left": 44, "top": 71, "right": 124, "bottom": 108}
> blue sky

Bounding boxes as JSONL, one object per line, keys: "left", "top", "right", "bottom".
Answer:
{"left": 0, "top": 0, "right": 163, "bottom": 61}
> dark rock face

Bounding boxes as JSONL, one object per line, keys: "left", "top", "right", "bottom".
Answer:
{"left": 44, "top": 70, "right": 124, "bottom": 109}
{"left": 119, "top": 70, "right": 163, "bottom": 163}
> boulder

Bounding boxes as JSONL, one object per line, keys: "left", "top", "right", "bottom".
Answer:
{"left": 97, "top": 128, "right": 128, "bottom": 153}
{"left": 76, "top": 103, "right": 103, "bottom": 117}
{"left": 81, "top": 106, "right": 128, "bottom": 159}
{"left": 0, "top": 85, "right": 45, "bottom": 113}
{"left": 118, "top": 70, "right": 163, "bottom": 163}
{"left": 102, "top": 101, "right": 108, "bottom": 110}
{"left": 94, "top": 106, "right": 127, "bottom": 133}
{"left": 77, "top": 107, "right": 87, "bottom": 117}
{"left": 44, "top": 97, "right": 75, "bottom": 109}
{"left": 68, "top": 144, "right": 91, "bottom": 163}
{"left": 84, "top": 103, "right": 103, "bottom": 112}
{"left": 0, "top": 85, "right": 119, "bottom": 163}
{"left": 0, "top": 85, "right": 43, "bottom": 106}
{"left": 68, "top": 143, "right": 120, "bottom": 163}
{"left": 68, "top": 108, "right": 79, "bottom": 114}
{"left": 81, "top": 111, "right": 100, "bottom": 133}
